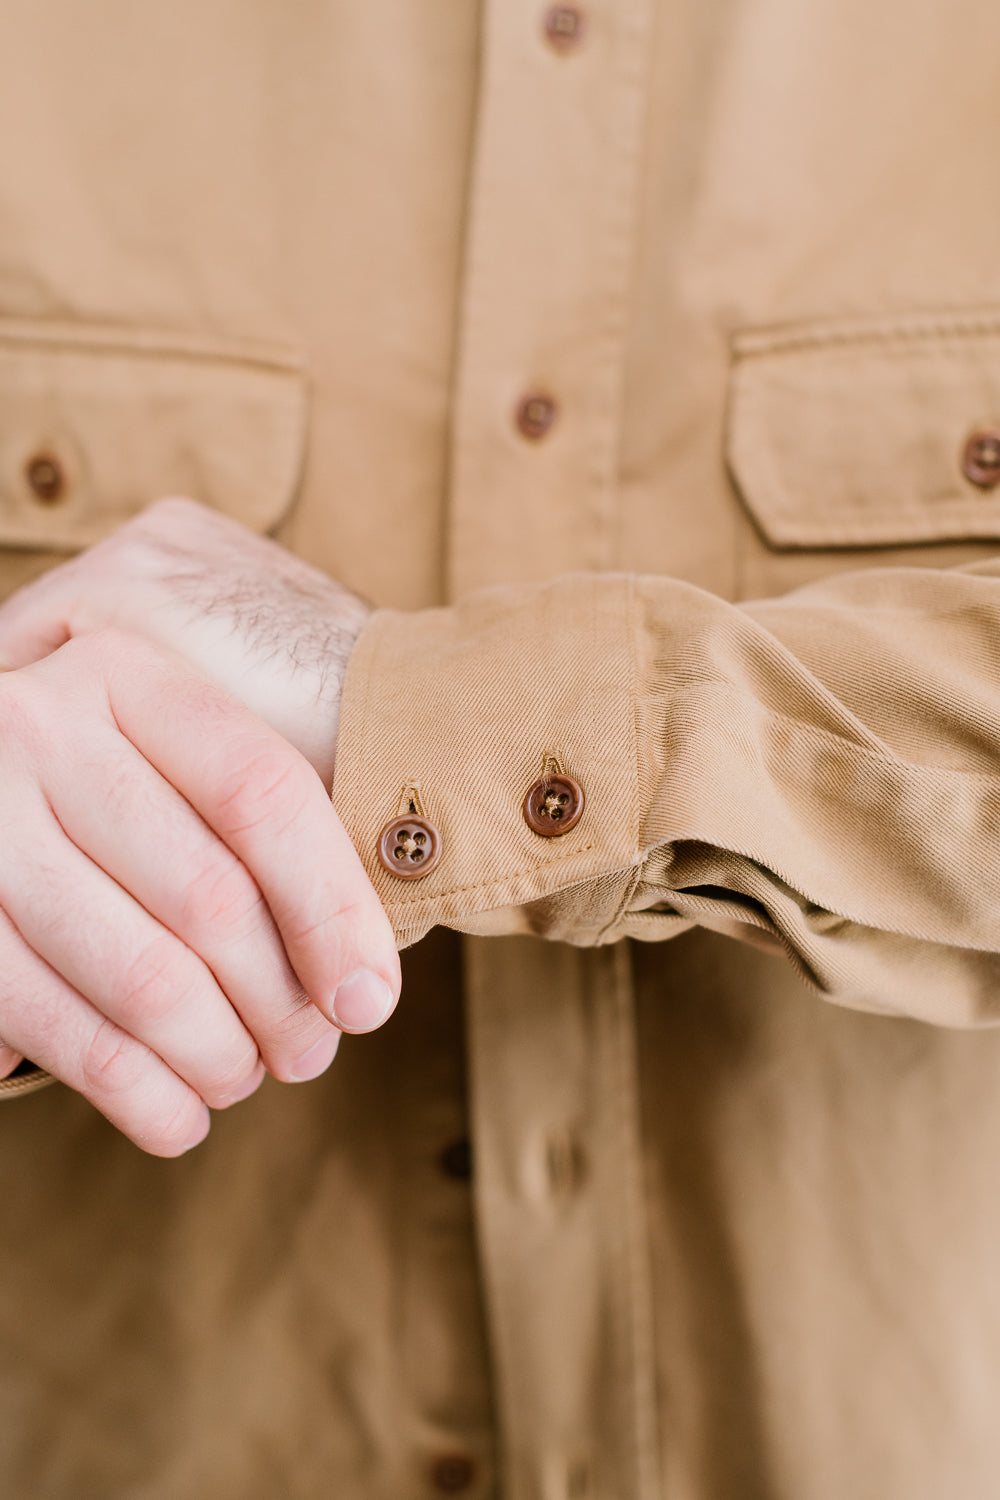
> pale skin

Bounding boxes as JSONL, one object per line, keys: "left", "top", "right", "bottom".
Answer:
{"left": 0, "top": 498, "right": 399, "bottom": 1156}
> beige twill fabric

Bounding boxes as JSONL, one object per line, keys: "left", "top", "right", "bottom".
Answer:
{"left": 4, "top": 0, "right": 1000, "bottom": 1496}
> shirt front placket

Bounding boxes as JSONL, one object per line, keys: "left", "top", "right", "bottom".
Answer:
{"left": 447, "top": 2, "right": 661, "bottom": 1496}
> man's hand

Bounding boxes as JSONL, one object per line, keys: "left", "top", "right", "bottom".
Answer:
{"left": 0, "top": 629, "right": 400, "bottom": 1155}
{"left": 0, "top": 497, "right": 369, "bottom": 787}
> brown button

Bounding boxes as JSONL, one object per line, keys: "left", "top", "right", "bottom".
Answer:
{"left": 25, "top": 453, "right": 65, "bottom": 503}
{"left": 439, "top": 1137, "right": 473, "bottom": 1181}
{"left": 377, "top": 816, "right": 441, "bottom": 880}
{"left": 515, "top": 392, "right": 559, "bottom": 441}
{"left": 543, "top": 5, "right": 586, "bottom": 51}
{"left": 431, "top": 1455, "right": 476, "bottom": 1493}
{"left": 523, "top": 773, "right": 584, "bottom": 836}
{"left": 962, "top": 428, "right": 1000, "bottom": 489}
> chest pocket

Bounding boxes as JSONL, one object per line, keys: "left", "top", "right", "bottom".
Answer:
{"left": 727, "top": 307, "right": 1000, "bottom": 550}
{"left": 0, "top": 319, "right": 306, "bottom": 553}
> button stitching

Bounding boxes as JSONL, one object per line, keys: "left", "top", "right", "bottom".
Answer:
{"left": 377, "top": 816, "right": 442, "bottom": 879}
{"left": 523, "top": 772, "right": 585, "bottom": 836}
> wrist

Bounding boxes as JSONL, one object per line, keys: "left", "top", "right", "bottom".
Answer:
{"left": 298, "top": 594, "right": 372, "bottom": 788}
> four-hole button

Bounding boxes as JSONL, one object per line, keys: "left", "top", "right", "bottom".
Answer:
{"left": 523, "top": 773, "right": 585, "bottom": 837}
{"left": 377, "top": 816, "right": 442, "bottom": 880}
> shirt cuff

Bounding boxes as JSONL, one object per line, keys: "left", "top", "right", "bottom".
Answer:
{"left": 332, "top": 574, "right": 640, "bottom": 948}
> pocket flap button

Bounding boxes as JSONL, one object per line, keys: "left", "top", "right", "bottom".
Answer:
{"left": 25, "top": 453, "right": 66, "bottom": 503}
{"left": 962, "top": 428, "right": 1000, "bottom": 489}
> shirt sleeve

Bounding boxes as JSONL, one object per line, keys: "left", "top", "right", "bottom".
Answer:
{"left": 332, "top": 561, "right": 1000, "bottom": 1027}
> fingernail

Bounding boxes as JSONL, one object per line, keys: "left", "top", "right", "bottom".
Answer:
{"left": 331, "top": 969, "right": 395, "bottom": 1034}
{"left": 290, "top": 1031, "right": 341, "bottom": 1081}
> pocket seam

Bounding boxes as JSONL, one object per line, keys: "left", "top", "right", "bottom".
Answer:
{"left": 0, "top": 316, "right": 305, "bottom": 375}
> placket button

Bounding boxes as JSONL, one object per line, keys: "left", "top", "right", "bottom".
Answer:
{"left": 377, "top": 816, "right": 442, "bottom": 879}
{"left": 431, "top": 1454, "right": 476, "bottom": 1492}
{"left": 25, "top": 453, "right": 66, "bottom": 503}
{"left": 543, "top": 5, "right": 586, "bottom": 51}
{"left": 523, "top": 773, "right": 585, "bottom": 836}
{"left": 515, "top": 392, "right": 559, "bottom": 441}
{"left": 962, "top": 428, "right": 1000, "bottom": 489}
{"left": 439, "top": 1138, "right": 473, "bottom": 1181}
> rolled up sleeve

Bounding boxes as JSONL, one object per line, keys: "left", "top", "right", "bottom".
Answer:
{"left": 333, "top": 561, "right": 1000, "bottom": 1026}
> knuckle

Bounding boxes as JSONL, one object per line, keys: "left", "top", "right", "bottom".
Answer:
{"left": 257, "top": 989, "right": 327, "bottom": 1075}
{"left": 81, "top": 624, "right": 139, "bottom": 662}
{"left": 273, "top": 991, "right": 321, "bottom": 1043}
{"left": 81, "top": 1017, "right": 148, "bottom": 1099}
{"left": 145, "top": 495, "right": 207, "bottom": 528}
{"left": 115, "top": 936, "right": 194, "bottom": 1029}
{"left": 141, "top": 1094, "right": 207, "bottom": 1158}
{"left": 82, "top": 626, "right": 170, "bottom": 685}
{"left": 281, "top": 899, "right": 387, "bottom": 991}
{"left": 286, "top": 898, "right": 364, "bottom": 950}
{"left": 203, "top": 1049, "right": 265, "bottom": 1109}
{"left": 217, "top": 749, "right": 314, "bottom": 837}
{"left": 91, "top": 755, "right": 145, "bottom": 828}
{"left": 180, "top": 855, "right": 266, "bottom": 941}
{"left": 57, "top": 624, "right": 137, "bottom": 684}
{"left": 0, "top": 676, "right": 44, "bottom": 754}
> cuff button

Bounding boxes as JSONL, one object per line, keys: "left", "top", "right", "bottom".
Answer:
{"left": 377, "top": 816, "right": 442, "bottom": 879}
{"left": 523, "top": 773, "right": 584, "bottom": 836}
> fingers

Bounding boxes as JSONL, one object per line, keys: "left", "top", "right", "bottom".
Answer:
{"left": 43, "top": 716, "right": 345, "bottom": 1082}
{"left": 0, "top": 627, "right": 396, "bottom": 1156}
{"left": 0, "top": 1044, "right": 24, "bottom": 1079}
{"left": 0, "top": 907, "right": 210, "bottom": 1157}
{"left": 0, "top": 552, "right": 78, "bottom": 667}
{"left": 101, "top": 634, "right": 401, "bottom": 1030}
{"left": 0, "top": 787, "right": 267, "bottom": 1111}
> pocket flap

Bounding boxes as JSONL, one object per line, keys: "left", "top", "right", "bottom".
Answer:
{"left": 0, "top": 320, "right": 306, "bottom": 551}
{"left": 728, "top": 308, "right": 1000, "bottom": 549}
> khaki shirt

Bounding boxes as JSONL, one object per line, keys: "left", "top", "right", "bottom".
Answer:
{"left": 3, "top": 1, "right": 1000, "bottom": 1496}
